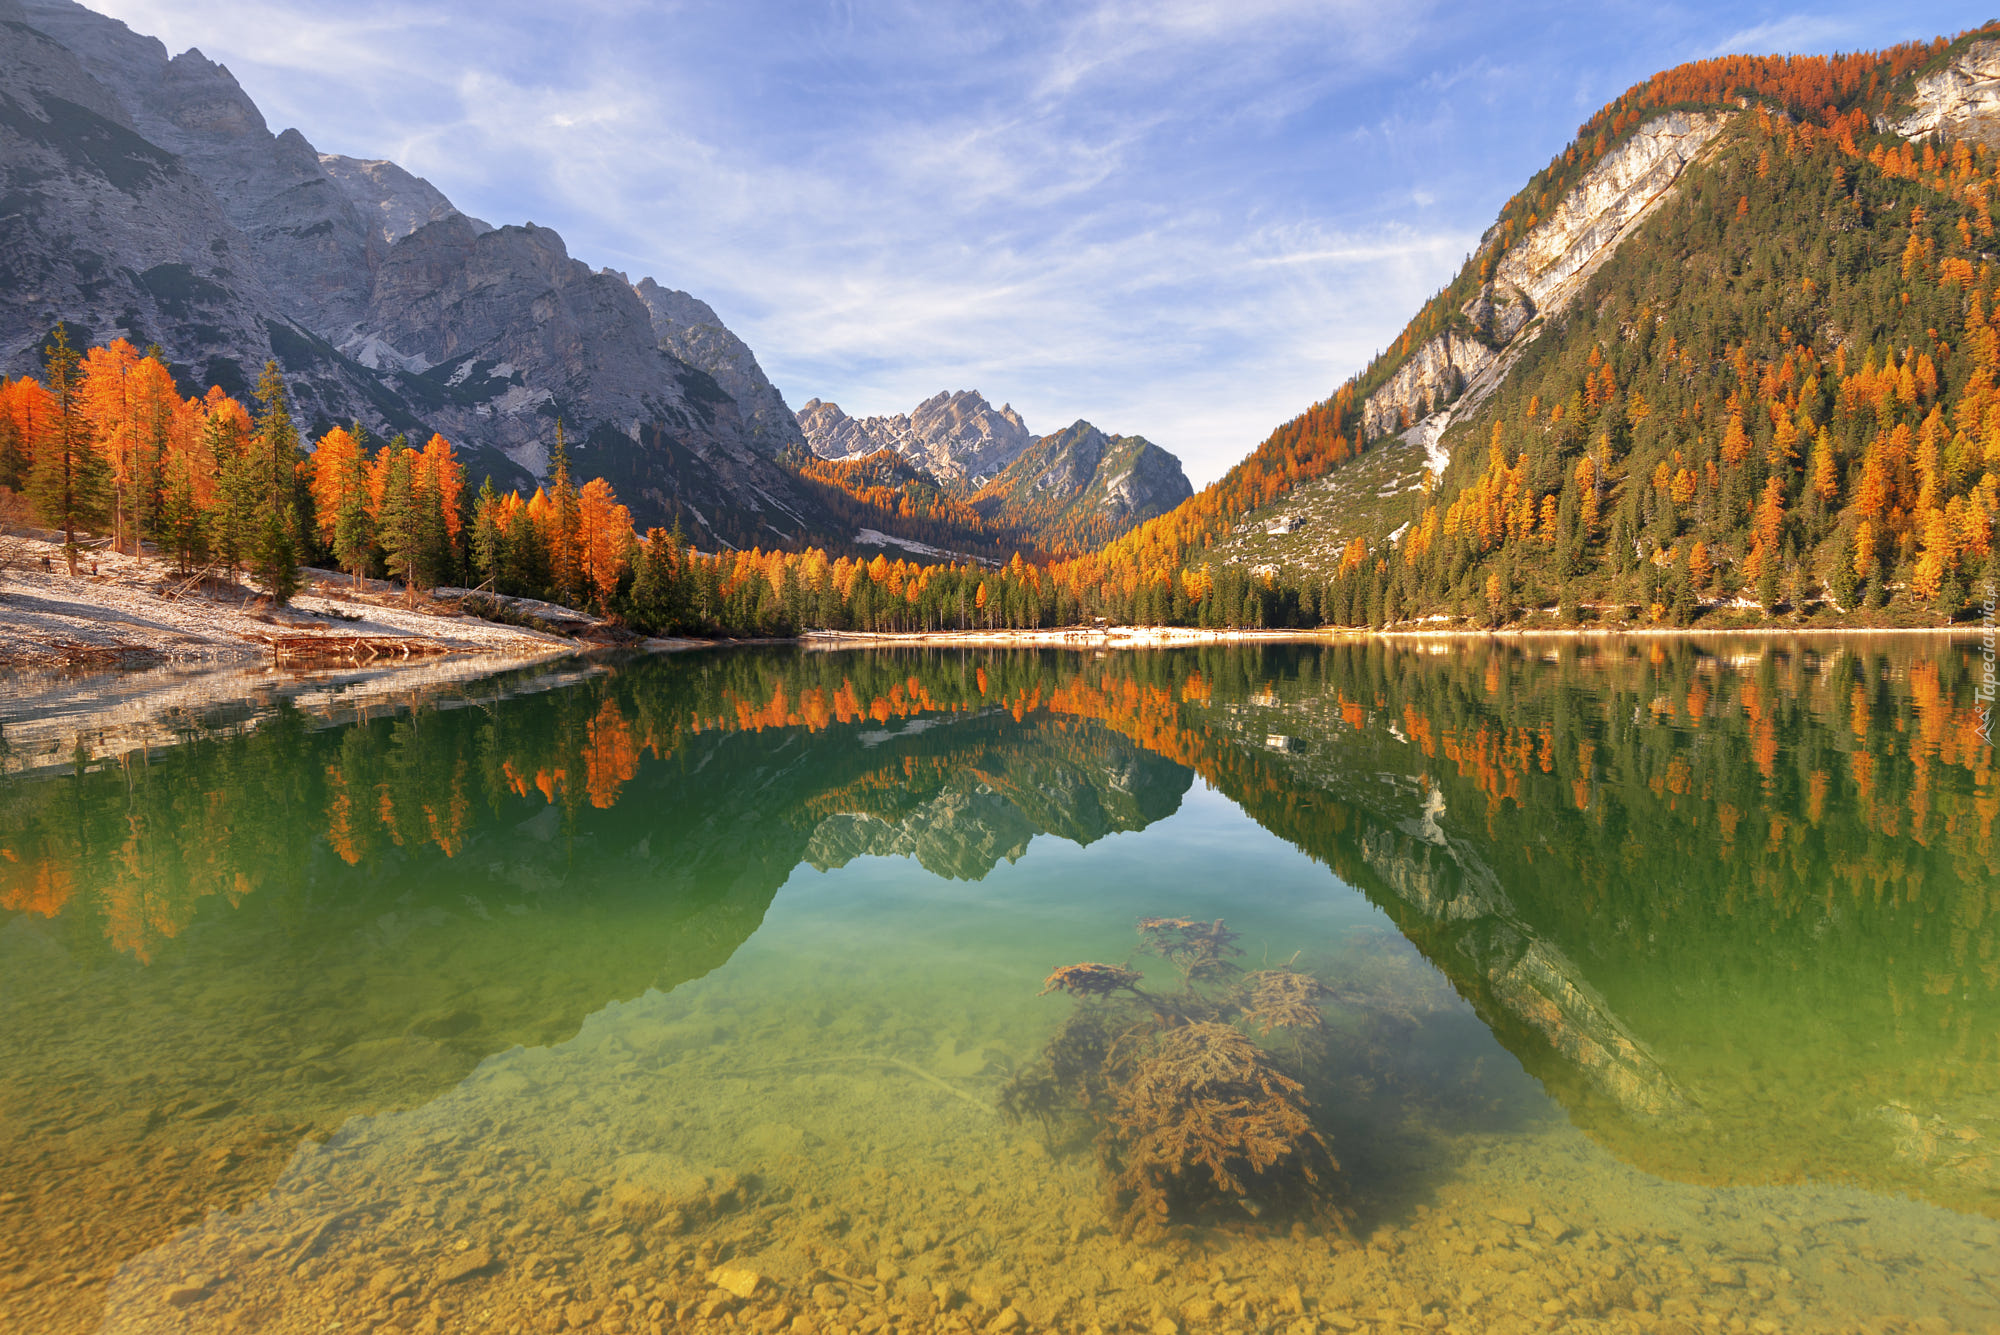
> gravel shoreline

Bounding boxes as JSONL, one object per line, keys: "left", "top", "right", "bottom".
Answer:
{"left": 0, "top": 536, "right": 576, "bottom": 668}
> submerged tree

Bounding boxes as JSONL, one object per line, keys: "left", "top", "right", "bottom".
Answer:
{"left": 1004, "top": 916, "right": 1345, "bottom": 1237}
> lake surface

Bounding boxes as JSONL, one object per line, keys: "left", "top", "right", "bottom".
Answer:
{"left": 1, "top": 637, "right": 1996, "bottom": 1335}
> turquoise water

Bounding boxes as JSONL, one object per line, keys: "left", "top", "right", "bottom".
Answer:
{"left": 2, "top": 640, "right": 1997, "bottom": 1334}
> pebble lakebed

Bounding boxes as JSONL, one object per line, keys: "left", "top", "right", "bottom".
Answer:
{"left": 8, "top": 931, "right": 1992, "bottom": 1335}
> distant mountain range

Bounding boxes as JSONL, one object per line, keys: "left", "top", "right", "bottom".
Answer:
{"left": 0, "top": 0, "right": 1194, "bottom": 559}
{"left": 798, "top": 390, "right": 1192, "bottom": 553}
{"left": 0, "top": 0, "right": 824, "bottom": 545}
{"left": 799, "top": 390, "right": 1034, "bottom": 486}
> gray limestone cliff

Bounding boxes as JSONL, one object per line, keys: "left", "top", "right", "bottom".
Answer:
{"left": 1892, "top": 40, "right": 2000, "bottom": 148}
{"left": 631, "top": 279, "right": 805, "bottom": 459}
{"left": 320, "top": 154, "right": 492, "bottom": 245}
{"left": 1362, "top": 111, "right": 1729, "bottom": 474}
{"left": 0, "top": 0, "right": 825, "bottom": 541}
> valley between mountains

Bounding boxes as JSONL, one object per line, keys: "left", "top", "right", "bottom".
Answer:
{"left": 4, "top": 2, "right": 2000, "bottom": 641}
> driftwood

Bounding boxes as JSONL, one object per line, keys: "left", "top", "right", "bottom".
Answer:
{"left": 35, "top": 640, "right": 166, "bottom": 668}
{"left": 160, "top": 564, "right": 218, "bottom": 600}
{"left": 263, "top": 634, "right": 451, "bottom": 668}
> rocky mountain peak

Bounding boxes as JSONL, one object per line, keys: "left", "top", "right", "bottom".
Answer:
{"left": 631, "top": 279, "right": 804, "bottom": 457}
{"left": 320, "top": 154, "right": 491, "bottom": 244}
{"left": 798, "top": 388, "right": 1034, "bottom": 485}
{"left": 968, "top": 418, "right": 1194, "bottom": 551}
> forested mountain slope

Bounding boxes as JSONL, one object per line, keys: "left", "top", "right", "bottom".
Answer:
{"left": 1066, "top": 30, "right": 2000, "bottom": 629}
{"left": 970, "top": 421, "right": 1193, "bottom": 554}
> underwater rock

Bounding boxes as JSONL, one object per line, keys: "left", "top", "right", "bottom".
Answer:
{"left": 608, "top": 1152, "right": 740, "bottom": 1223}
{"left": 162, "top": 1278, "right": 213, "bottom": 1307}
{"left": 436, "top": 1245, "right": 496, "bottom": 1284}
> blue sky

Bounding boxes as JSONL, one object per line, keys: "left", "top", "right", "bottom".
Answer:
{"left": 90, "top": 0, "right": 1993, "bottom": 484}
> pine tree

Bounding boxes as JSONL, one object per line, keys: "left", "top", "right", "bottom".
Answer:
{"left": 333, "top": 436, "right": 375, "bottom": 590}
{"left": 470, "top": 476, "right": 502, "bottom": 588}
{"left": 416, "top": 472, "right": 450, "bottom": 596}
{"left": 158, "top": 446, "right": 206, "bottom": 573}
{"left": 0, "top": 391, "right": 28, "bottom": 494}
{"left": 211, "top": 405, "right": 257, "bottom": 578}
{"left": 132, "top": 347, "right": 174, "bottom": 559}
{"left": 547, "top": 420, "right": 583, "bottom": 605}
{"left": 248, "top": 361, "right": 301, "bottom": 603}
{"left": 26, "top": 327, "right": 108, "bottom": 575}
{"left": 377, "top": 440, "right": 419, "bottom": 598}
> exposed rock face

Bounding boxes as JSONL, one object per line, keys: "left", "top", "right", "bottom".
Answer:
{"left": 362, "top": 221, "right": 686, "bottom": 470}
{"left": 1892, "top": 40, "right": 2000, "bottom": 148}
{"left": 974, "top": 420, "right": 1193, "bottom": 545}
{"left": 1, "top": 0, "right": 826, "bottom": 540}
{"left": 0, "top": 0, "right": 381, "bottom": 428}
{"left": 631, "top": 279, "right": 805, "bottom": 458}
{"left": 16, "top": 0, "right": 379, "bottom": 333}
{"left": 320, "top": 154, "right": 491, "bottom": 244}
{"left": 798, "top": 390, "right": 1033, "bottom": 485}
{"left": 1360, "top": 328, "right": 1499, "bottom": 441}
{"left": 1364, "top": 112, "right": 1728, "bottom": 472}
{"left": 1495, "top": 111, "right": 1727, "bottom": 316}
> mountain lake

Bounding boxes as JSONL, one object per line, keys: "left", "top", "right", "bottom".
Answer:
{"left": 0, "top": 636, "right": 1995, "bottom": 1335}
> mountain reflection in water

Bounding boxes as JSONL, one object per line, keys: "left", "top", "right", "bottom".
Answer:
{"left": 0, "top": 638, "right": 1994, "bottom": 1334}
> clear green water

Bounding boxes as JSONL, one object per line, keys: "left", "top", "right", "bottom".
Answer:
{"left": 1, "top": 639, "right": 1996, "bottom": 1335}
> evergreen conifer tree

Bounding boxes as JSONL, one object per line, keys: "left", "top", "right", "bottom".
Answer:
{"left": 26, "top": 326, "right": 108, "bottom": 575}
{"left": 333, "top": 434, "right": 375, "bottom": 590}
{"left": 377, "top": 439, "right": 419, "bottom": 598}
{"left": 470, "top": 477, "right": 502, "bottom": 588}
{"left": 248, "top": 361, "right": 302, "bottom": 603}
{"left": 548, "top": 420, "right": 584, "bottom": 606}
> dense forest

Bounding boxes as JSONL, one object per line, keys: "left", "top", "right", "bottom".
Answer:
{"left": 0, "top": 334, "right": 1088, "bottom": 635}
{"left": 6, "top": 33, "right": 2000, "bottom": 635}
{"left": 1052, "top": 31, "right": 2000, "bottom": 629}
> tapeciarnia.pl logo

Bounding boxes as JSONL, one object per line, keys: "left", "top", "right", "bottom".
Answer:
{"left": 1979, "top": 581, "right": 1997, "bottom": 745}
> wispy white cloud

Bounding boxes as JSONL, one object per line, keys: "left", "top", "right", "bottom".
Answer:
{"left": 75, "top": 0, "right": 1985, "bottom": 485}
{"left": 1704, "top": 15, "right": 1859, "bottom": 58}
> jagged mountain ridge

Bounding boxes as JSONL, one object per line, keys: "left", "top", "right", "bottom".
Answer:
{"left": 971, "top": 420, "right": 1194, "bottom": 553}
{"left": 798, "top": 389, "right": 1035, "bottom": 485}
{"left": 319, "top": 155, "right": 493, "bottom": 246}
{"left": 799, "top": 390, "right": 1194, "bottom": 553}
{"left": 0, "top": 0, "right": 825, "bottom": 543}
